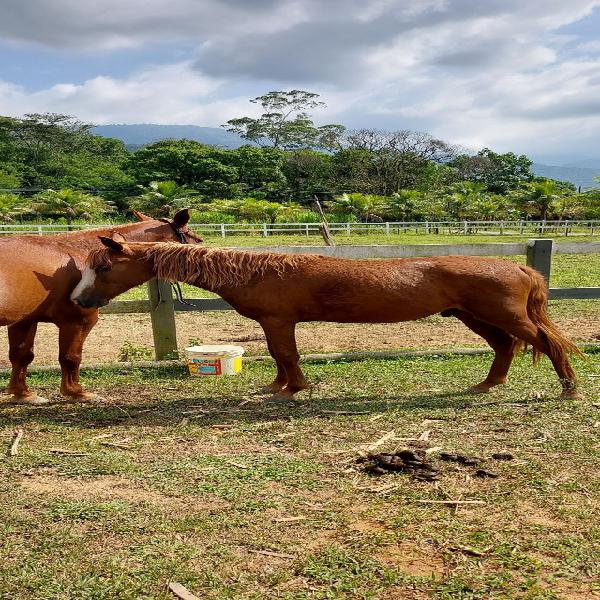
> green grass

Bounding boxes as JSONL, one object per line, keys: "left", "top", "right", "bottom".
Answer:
{"left": 1, "top": 352, "right": 599, "bottom": 599}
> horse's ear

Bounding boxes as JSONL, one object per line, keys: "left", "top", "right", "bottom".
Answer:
{"left": 132, "top": 209, "right": 153, "bottom": 222}
{"left": 99, "top": 236, "right": 124, "bottom": 252}
{"left": 111, "top": 232, "right": 127, "bottom": 243}
{"left": 172, "top": 208, "right": 190, "bottom": 228}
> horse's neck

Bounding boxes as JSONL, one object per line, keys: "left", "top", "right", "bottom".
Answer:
{"left": 56, "top": 223, "right": 152, "bottom": 249}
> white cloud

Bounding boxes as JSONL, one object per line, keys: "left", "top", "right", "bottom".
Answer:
{"left": 0, "top": 62, "right": 259, "bottom": 125}
{"left": 1, "top": 0, "right": 600, "bottom": 160}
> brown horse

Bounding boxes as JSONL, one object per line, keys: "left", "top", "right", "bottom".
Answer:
{"left": 0, "top": 210, "right": 202, "bottom": 405}
{"left": 73, "top": 239, "right": 582, "bottom": 399}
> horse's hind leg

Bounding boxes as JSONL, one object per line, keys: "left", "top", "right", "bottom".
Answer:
{"left": 453, "top": 310, "right": 520, "bottom": 393}
{"left": 497, "top": 319, "right": 579, "bottom": 399}
{"left": 57, "top": 313, "right": 100, "bottom": 402}
{"left": 6, "top": 321, "right": 48, "bottom": 405}
{"left": 259, "top": 318, "right": 308, "bottom": 398}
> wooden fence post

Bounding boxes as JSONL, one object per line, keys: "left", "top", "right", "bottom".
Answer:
{"left": 526, "top": 239, "right": 553, "bottom": 283}
{"left": 147, "top": 279, "right": 178, "bottom": 360}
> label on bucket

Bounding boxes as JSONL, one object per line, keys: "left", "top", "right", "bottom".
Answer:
{"left": 189, "top": 358, "right": 222, "bottom": 376}
{"left": 185, "top": 345, "right": 244, "bottom": 376}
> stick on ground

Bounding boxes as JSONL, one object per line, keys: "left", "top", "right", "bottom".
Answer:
{"left": 167, "top": 582, "right": 202, "bottom": 600}
{"left": 247, "top": 549, "right": 296, "bottom": 559}
{"left": 9, "top": 429, "right": 23, "bottom": 457}
{"left": 417, "top": 499, "right": 485, "bottom": 505}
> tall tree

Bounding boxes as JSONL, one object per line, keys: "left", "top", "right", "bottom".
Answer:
{"left": 223, "top": 90, "right": 345, "bottom": 150}
{"left": 340, "top": 129, "right": 456, "bottom": 194}
{"left": 0, "top": 113, "right": 131, "bottom": 192}
{"left": 476, "top": 148, "right": 533, "bottom": 194}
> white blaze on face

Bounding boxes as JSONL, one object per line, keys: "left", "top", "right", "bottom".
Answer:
{"left": 70, "top": 267, "right": 97, "bottom": 302}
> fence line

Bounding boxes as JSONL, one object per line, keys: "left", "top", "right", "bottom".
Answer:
{"left": 0, "top": 219, "right": 599, "bottom": 237}
{"left": 98, "top": 239, "right": 600, "bottom": 360}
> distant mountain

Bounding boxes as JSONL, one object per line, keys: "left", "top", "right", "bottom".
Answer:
{"left": 562, "top": 158, "right": 600, "bottom": 170}
{"left": 92, "top": 124, "right": 249, "bottom": 149}
{"left": 531, "top": 163, "right": 599, "bottom": 190}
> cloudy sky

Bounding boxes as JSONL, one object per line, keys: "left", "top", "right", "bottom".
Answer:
{"left": 1, "top": 0, "right": 600, "bottom": 164}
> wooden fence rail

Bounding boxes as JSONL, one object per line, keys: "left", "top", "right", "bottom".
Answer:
{"left": 99, "top": 239, "right": 600, "bottom": 359}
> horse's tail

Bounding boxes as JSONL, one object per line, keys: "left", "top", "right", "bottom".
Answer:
{"left": 520, "top": 265, "right": 583, "bottom": 364}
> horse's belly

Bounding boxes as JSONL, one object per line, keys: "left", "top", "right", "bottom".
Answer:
{"left": 0, "top": 268, "right": 52, "bottom": 323}
{"left": 301, "top": 293, "right": 447, "bottom": 323}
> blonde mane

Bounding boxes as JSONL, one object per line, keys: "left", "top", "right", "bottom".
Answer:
{"left": 145, "top": 243, "right": 314, "bottom": 290}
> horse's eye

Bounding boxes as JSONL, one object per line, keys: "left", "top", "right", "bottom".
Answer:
{"left": 95, "top": 266, "right": 110, "bottom": 273}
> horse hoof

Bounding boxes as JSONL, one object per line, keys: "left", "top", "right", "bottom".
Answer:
{"left": 560, "top": 390, "right": 583, "bottom": 400}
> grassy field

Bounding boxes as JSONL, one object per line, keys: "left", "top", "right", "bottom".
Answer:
{"left": 1, "top": 352, "right": 599, "bottom": 599}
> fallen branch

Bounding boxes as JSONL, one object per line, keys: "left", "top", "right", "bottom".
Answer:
{"left": 100, "top": 442, "right": 133, "bottom": 450}
{"left": 167, "top": 582, "right": 201, "bottom": 600}
{"left": 274, "top": 516, "right": 306, "bottom": 523}
{"left": 48, "top": 448, "right": 92, "bottom": 457}
{"left": 418, "top": 430, "right": 431, "bottom": 442}
{"left": 320, "top": 410, "right": 370, "bottom": 416}
{"left": 358, "top": 430, "right": 395, "bottom": 456}
{"left": 223, "top": 460, "right": 250, "bottom": 469}
{"left": 417, "top": 499, "right": 485, "bottom": 505}
{"left": 247, "top": 549, "right": 295, "bottom": 559}
{"left": 449, "top": 545, "right": 492, "bottom": 557}
{"left": 9, "top": 429, "right": 23, "bottom": 456}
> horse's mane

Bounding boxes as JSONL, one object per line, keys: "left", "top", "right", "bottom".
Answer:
{"left": 145, "top": 243, "right": 313, "bottom": 289}
{"left": 88, "top": 247, "right": 113, "bottom": 271}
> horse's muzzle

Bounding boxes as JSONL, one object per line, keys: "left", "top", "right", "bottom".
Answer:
{"left": 74, "top": 298, "right": 108, "bottom": 309}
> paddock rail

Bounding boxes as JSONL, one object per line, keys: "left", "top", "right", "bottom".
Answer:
{"left": 1, "top": 219, "right": 599, "bottom": 237}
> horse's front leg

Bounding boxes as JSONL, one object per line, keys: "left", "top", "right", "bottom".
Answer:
{"left": 260, "top": 319, "right": 308, "bottom": 399}
{"left": 57, "top": 312, "right": 101, "bottom": 402}
{"left": 5, "top": 321, "right": 48, "bottom": 405}
{"left": 260, "top": 338, "right": 288, "bottom": 393}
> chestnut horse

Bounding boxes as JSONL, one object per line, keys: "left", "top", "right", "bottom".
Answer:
{"left": 0, "top": 209, "right": 201, "bottom": 405}
{"left": 73, "top": 239, "right": 582, "bottom": 399}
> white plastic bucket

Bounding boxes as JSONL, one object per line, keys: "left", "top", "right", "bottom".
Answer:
{"left": 185, "top": 345, "right": 245, "bottom": 376}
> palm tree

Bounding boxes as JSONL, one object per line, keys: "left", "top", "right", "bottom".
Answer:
{"left": 128, "top": 181, "right": 199, "bottom": 218}
{"left": 512, "top": 179, "right": 566, "bottom": 220}
{"left": 0, "top": 193, "right": 26, "bottom": 223}
{"left": 329, "top": 193, "right": 387, "bottom": 222}
{"left": 386, "top": 189, "right": 425, "bottom": 220}
{"left": 24, "top": 189, "right": 114, "bottom": 226}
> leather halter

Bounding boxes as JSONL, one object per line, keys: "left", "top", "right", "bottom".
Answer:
{"left": 159, "top": 218, "right": 190, "bottom": 244}
{"left": 157, "top": 218, "right": 196, "bottom": 307}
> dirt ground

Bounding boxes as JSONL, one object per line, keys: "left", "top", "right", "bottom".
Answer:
{"left": 0, "top": 310, "right": 598, "bottom": 367}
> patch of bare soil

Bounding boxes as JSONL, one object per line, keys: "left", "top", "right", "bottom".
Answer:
{"left": 0, "top": 310, "right": 597, "bottom": 367}
{"left": 20, "top": 474, "right": 228, "bottom": 511}
{"left": 376, "top": 541, "right": 445, "bottom": 578}
{"left": 516, "top": 502, "right": 566, "bottom": 530}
